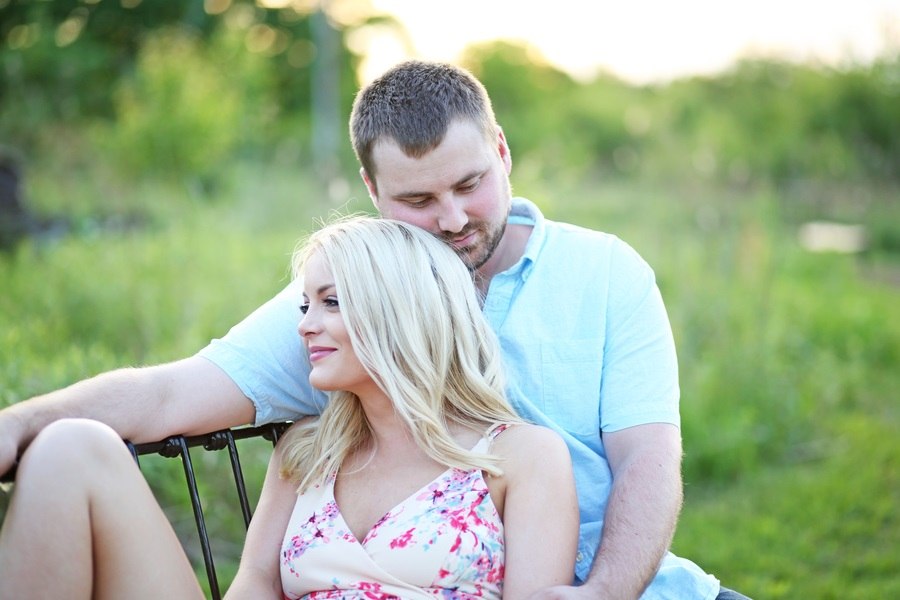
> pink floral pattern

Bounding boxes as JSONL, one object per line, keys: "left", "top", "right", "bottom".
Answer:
{"left": 282, "top": 497, "right": 356, "bottom": 579}
{"left": 281, "top": 426, "right": 510, "bottom": 599}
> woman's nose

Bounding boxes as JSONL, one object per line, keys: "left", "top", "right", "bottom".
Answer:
{"left": 298, "top": 309, "right": 318, "bottom": 337}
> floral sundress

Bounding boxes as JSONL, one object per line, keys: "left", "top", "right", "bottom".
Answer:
{"left": 280, "top": 424, "right": 511, "bottom": 599}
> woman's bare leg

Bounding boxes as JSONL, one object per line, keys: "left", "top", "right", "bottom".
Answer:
{"left": 0, "top": 418, "right": 205, "bottom": 600}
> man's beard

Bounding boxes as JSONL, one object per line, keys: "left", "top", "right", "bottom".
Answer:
{"left": 443, "top": 219, "right": 507, "bottom": 272}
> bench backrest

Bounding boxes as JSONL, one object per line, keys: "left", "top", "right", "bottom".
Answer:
{"left": 125, "top": 422, "right": 292, "bottom": 600}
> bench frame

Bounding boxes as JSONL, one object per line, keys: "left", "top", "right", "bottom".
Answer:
{"left": 125, "top": 422, "right": 292, "bottom": 600}
{"left": 0, "top": 423, "right": 293, "bottom": 599}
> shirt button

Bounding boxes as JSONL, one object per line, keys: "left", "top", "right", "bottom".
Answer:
{"left": 576, "top": 552, "right": 584, "bottom": 562}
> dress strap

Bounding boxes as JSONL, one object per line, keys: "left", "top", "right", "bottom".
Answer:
{"left": 484, "top": 422, "right": 513, "bottom": 441}
{"left": 469, "top": 422, "right": 515, "bottom": 453}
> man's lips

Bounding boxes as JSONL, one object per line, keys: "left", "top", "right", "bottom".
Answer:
{"left": 308, "top": 346, "right": 336, "bottom": 362}
{"left": 448, "top": 231, "right": 477, "bottom": 249}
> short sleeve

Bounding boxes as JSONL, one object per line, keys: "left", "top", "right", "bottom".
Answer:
{"left": 599, "top": 239, "right": 680, "bottom": 431}
{"left": 198, "top": 279, "right": 327, "bottom": 424}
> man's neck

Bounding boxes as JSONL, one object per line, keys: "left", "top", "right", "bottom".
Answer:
{"left": 475, "top": 223, "right": 533, "bottom": 296}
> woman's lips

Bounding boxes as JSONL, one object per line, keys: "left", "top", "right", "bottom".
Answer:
{"left": 308, "top": 346, "right": 336, "bottom": 362}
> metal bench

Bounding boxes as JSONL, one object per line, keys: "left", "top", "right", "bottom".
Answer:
{"left": 0, "top": 422, "right": 292, "bottom": 600}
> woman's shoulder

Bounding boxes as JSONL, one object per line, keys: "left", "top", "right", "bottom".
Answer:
{"left": 490, "top": 423, "right": 571, "bottom": 469}
{"left": 492, "top": 422, "right": 565, "bottom": 443}
{"left": 279, "top": 416, "right": 317, "bottom": 436}
{"left": 275, "top": 416, "right": 319, "bottom": 450}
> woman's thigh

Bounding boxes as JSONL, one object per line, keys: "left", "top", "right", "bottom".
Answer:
{"left": 0, "top": 418, "right": 205, "bottom": 600}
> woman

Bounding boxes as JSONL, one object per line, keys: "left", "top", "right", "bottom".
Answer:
{"left": 0, "top": 216, "right": 578, "bottom": 599}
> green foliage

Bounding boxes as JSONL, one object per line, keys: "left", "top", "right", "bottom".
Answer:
{"left": 462, "top": 42, "right": 649, "bottom": 178}
{"left": 465, "top": 42, "right": 900, "bottom": 189}
{"left": 0, "top": 11, "right": 113, "bottom": 132}
{"left": 0, "top": 0, "right": 213, "bottom": 143}
{"left": 674, "top": 416, "right": 900, "bottom": 598}
{"left": 654, "top": 55, "right": 900, "bottom": 184}
{"left": 0, "top": 0, "right": 360, "bottom": 175}
{"left": 0, "top": 162, "right": 334, "bottom": 403}
{"left": 93, "top": 27, "right": 246, "bottom": 184}
{"left": 2, "top": 26, "right": 900, "bottom": 598}
{"left": 462, "top": 42, "right": 578, "bottom": 161}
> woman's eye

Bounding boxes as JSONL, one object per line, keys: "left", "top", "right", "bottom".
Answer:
{"left": 299, "top": 304, "right": 309, "bottom": 314}
{"left": 324, "top": 297, "right": 340, "bottom": 309}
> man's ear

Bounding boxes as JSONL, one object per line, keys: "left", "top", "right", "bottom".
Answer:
{"left": 360, "top": 167, "right": 378, "bottom": 208}
{"left": 497, "top": 126, "right": 512, "bottom": 175}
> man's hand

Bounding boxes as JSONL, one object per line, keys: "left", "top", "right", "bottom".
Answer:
{"left": 0, "top": 411, "right": 23, "bottom": 481}
{"left": 525, "top": 585, "right": 599, "bottom": 599}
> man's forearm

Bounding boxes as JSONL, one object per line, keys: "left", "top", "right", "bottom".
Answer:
{"left": 582, "top": 438, "right": 683, "bottom": 599}
{"left": 0, "top": 367, "right": 160, "bottom": 477}
{"left": 0, "top": 356, "right": 256, "bottom": 479}
{"left": 4, "top": 367, "right": 163, "bottom": 444}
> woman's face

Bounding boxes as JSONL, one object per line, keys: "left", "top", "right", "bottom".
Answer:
{"left": 297, "top": 252, "right": 374, "bottom": 395}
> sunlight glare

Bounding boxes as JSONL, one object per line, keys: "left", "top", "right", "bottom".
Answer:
{"left": 365, "top": 0, "right": 900, "bottom": 83}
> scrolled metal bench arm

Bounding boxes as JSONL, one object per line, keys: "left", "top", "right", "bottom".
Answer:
{"left": 0, "top": 421, "right": 292, "bottom": 600}
{"left": 124, "top": 422, "right": 292, "bottom": 599}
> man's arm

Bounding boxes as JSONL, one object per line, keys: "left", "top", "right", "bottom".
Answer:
{"left": 0, "top": 355, "right": 255, "bottom": 478}
{"left": 584, "top": 423, "right": 683, "bottom": 597}
{"left": 579, "top": 237, "right": 683, "bottom": 597}
{"left": 527, "top": 423, "right": 683, "bottom": 600}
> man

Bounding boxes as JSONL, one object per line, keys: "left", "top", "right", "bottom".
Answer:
{"left": 0, "top": 61, "right": 744, "bottom": 599}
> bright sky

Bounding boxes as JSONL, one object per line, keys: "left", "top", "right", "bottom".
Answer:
{"left": 357, "top": 0, "right": 900, "bottom": 83}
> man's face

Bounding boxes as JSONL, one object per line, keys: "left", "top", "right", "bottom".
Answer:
{"left": 363, "top": 120, "right": 513, "bottom": 273}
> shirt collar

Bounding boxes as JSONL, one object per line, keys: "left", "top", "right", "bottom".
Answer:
{"left": 506, "top": 197, "right": 545, "bottom": 280}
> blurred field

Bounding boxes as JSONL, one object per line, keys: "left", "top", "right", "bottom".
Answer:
{"left": 1, "top": 4, "right": 899, "bottom": 596}
{"left": 1, "top": 159, "right": 897, "bottom": 597}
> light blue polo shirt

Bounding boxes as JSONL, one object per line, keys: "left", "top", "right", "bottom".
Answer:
{"left": 199, "top": 198, "right": 720, "bottom": 598}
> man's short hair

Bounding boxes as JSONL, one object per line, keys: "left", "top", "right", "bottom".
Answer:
{"left": 350, "top": 60, "right": 498, "bottom": 186}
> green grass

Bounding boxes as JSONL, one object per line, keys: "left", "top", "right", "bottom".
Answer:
{"left": 0, "top": 162, "right": 369, "bottom": 401}
{"left": 675, "top": 415, "right": 900, "bottom": 598}
{"left": 1, "top": 160, "right": 898, "bottom": 596}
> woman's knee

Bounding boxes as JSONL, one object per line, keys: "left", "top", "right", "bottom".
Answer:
{"left": 20, "top": 418, "right": 128, "bottom": 475}
{"left": 34, "top": 418, "right": 121, "bottom": 449}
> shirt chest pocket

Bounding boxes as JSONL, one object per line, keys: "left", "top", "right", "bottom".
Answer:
{"left": 539, "top": 341, "right": 603, "bottom": 439}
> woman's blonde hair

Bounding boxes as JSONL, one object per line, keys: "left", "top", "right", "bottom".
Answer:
{"left": 280, "top": 216, "right": 521, "bottom": 491}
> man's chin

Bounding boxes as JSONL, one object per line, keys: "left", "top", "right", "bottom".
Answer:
{"left": 449, "top": 243, "right": 476, "bottom": 264}
{"left": 464, "top": 249, "right": 491, "bottom": 271}
{"left": 445, "top": 234, "right": 492, "bottom": 270}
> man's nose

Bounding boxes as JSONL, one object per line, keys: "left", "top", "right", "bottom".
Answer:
{"left": 436, "top": 199, "right": 468, "bottom": 234}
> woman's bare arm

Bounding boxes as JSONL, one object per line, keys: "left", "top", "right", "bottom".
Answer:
{"left": 495, "top": 424, "right": 579, "bottom": 599}
{"left": 225, "top": 421, "right": 307, "bottom": 599}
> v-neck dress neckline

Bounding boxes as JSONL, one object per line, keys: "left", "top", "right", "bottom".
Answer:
{"left": 280, "top": 424, "right": 511, "bottom": 599}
